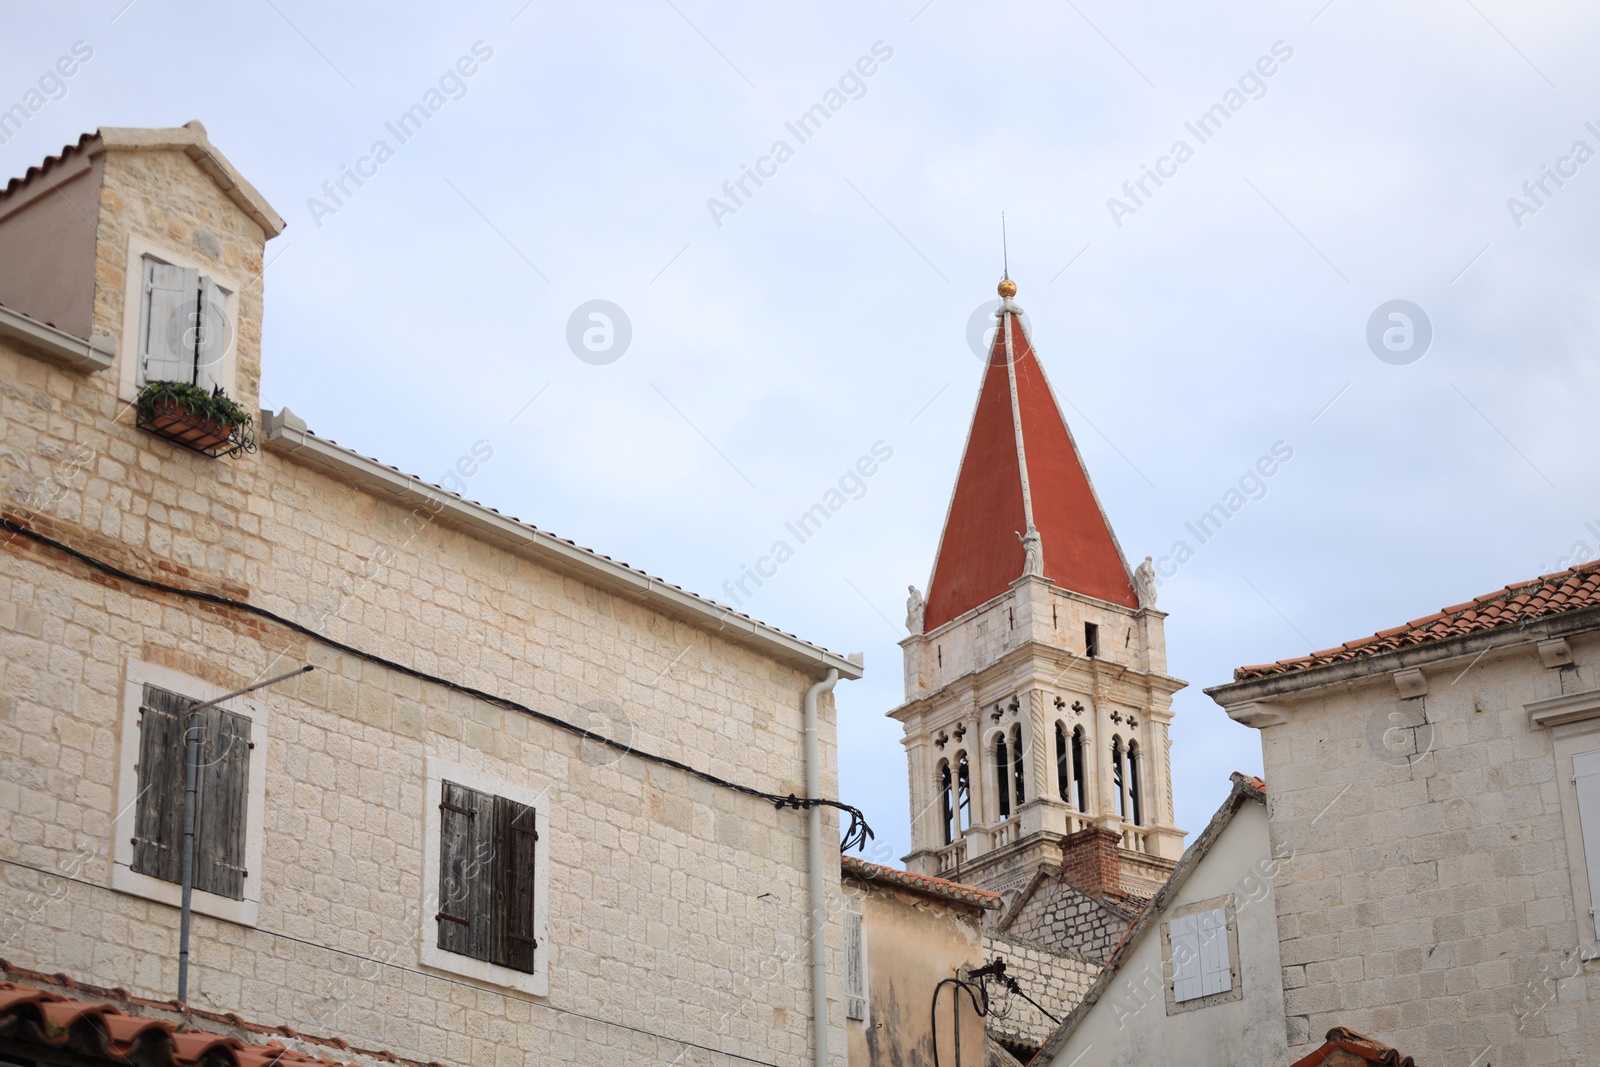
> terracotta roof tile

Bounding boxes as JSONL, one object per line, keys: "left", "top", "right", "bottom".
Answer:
{"left": 1233, "top": 561, "right": 1600, "bottom": 681}
{"left": 0, "top": 963, "right": 443, "bottom": 1067}
{"left": 1289, "top": 1027, "right": 1415, "bottom": 1067}
{"left": 840, "top": 855, "right": 1002, "bottom": 909}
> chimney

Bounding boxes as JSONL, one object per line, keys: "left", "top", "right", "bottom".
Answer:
{"left": 1060, "top": 826, "right": 1122, "bottom": 897}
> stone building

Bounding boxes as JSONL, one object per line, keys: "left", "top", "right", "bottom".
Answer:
{"left": 1207, "top": 563, "right": 1600, "bottom": 1064}
{"left": 0, "top": 122, "right": 866, "bottom": 1067}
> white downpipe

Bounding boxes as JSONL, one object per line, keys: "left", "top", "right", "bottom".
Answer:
{"left": 805, "top": 667, "right": 840, "bottom": 1067}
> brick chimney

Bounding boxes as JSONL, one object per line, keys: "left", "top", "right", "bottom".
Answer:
{"left": 1060, "top": 826, "right": 1122, "bottom": 897}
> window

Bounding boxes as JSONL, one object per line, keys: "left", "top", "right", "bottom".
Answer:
{"left": 137, "top": 255, "right": 232, "bottom": 388}
{"left": 116, "top": 236, "right": 241, "bottom": 402}
{"left": 939, "top": 760, "right": 955, "bottom": 845}
{"left": 112, "top": 660, "right": 266, "bottom": 926}
{"left": 422, "top": 760, "right": 549, "bottom": 995}
{"left": 1011, "top": 723, "right": 1026, "bottom": 806}
{"left": 1084, "top": 622, "right": 1100, "bottom": 658}
{"left": 995, "top": 734, "right": 1011, "bottom": 820}
{"left": 1574, "top": 748, "right": 1600, "bottom": 942}
{"left": 955, "top": 752, "right": 971, "bottom": 833}
{"left": 1528, "top": 690, "right": 1600, "bottom": 953}
{"left": 1128, "top": 741, "right": 1144, "bottom": 827}
{"left": 1162, "top": 895, "right": 1241, "bottom": 1014}
{"left": 844, "top": 891, "right": 867, "bottom": 1021}
{"left": 131, "top": 684, "right": 250, "bottom": 899}
{"left": 1112, "top": 736, "right": 1126, "bottom": 819}
{"left": 1056, "top": 723, "right": 1069, "bottom": 803}
{"left": 1071, "top": 727, "right": 1087, "bottom": 811}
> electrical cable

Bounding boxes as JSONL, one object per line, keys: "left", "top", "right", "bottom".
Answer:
{"left": 0, "top": 516, "right": 874, "bottom": 850}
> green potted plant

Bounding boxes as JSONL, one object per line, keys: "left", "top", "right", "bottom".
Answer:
{"left": 136, "top": 381, "right": 254, "bottom": 456}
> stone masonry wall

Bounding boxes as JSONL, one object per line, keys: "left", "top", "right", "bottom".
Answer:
{"left": 982, "top": 931, "right": 1099, "bottom": 1049}
{"left": 0, "top": 142, "right": 850, "bottom": 1067}
{"left": 1257, "top": 636, "right": 1600, "bottom": 1065}
{"left": 1000, "top": 877, "right": 1134, "bottom": 964}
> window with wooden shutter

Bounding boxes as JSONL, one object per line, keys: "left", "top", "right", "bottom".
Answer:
{"left": 1164, "top": 896, "right": 1241, "bottom": 1013}
{"left": 141, "top": 259, "right": 200, "bottom": 385}
{"left": 844, "top": 895, "right": 866, "bottom": 1021}
{"left": 1169, "top": 912, "right": 1204, "bottom": 1003}
{"left": 437, "top": 780, "right": 540, "bottom": 974}
{"left": 195, "top": 276, "right": 229, "bottom": 393}
{"left": 1574, "top": 748, "right": 1600, "bottom": 941}
{"left": 131, "top": 684, "right": 251, "bottom": 902}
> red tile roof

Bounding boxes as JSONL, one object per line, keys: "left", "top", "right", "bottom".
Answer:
{"left": 923, "top": 283, "right": 1137, "bottom": 631}
{"left": 1289, "top": 1027, "right": 1415, "bottom": 1067}
{"left": 1234, "top": 561, "right": 1600, "bottom": 681}
{"left": 0, "top": 963, "right": 441, "bottom": 1067}
{"left": 841, "top": 855, "right": 1003, "bottom": 909}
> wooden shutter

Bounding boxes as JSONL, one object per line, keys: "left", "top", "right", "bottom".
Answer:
{"left": 844, "top": 896, "right": 866, "bottom": 1020}
{"left": 437, "top": 781, "right": 495, "bottom": 963}
{"left": 1169, "top": 912, "right": 1203, "bottom": 1002}
{"left": 192, "top": 706, "right": 251, "bottom": 900}
{"left": 1197, "top": 907, "right": 1232, "bottom": 997}
{"left": 1574, "top": 749, "right": 1600, "bottom": 940}
{"left": 131, "top": 685, "right": 188, "bottom": 883}
{"left": 194, "top": 277, "right": 228, "bottom": 393}
{"left": 141, "top": 260, "right": 200, "bottom": 385}
{"left": 494, "top": 795, "right": 539, "bottom": 974}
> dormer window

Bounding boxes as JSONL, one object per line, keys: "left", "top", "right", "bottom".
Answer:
{"left": 137, "top": 253, "right": 232, "bottom": 389}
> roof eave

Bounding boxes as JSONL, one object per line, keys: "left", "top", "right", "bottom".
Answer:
{"left": 97, "top": 122, "right": 286, "bottom": 238}
{"left": 1207, "top": 603, "right": 1600, "bottom": 722}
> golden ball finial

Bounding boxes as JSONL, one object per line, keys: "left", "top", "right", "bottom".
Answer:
{"left": 998, "top": 278, "right": 1017, "bottom": 299}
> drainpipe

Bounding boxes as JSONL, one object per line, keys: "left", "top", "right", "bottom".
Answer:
{"left": 804, "top": 667, "right": 840, "bottom": 1067}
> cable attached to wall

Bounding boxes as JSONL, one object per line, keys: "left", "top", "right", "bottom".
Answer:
{"left": 0, "top": 516, "right": 874, "bottom": 850}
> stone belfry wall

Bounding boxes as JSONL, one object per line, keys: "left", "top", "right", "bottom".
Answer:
{"left": 890, "top": 284, "right": 1186, "bottom": 898}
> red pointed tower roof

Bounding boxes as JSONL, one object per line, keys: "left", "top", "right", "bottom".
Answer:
{"left": 922, "top": 279, "right": 1138, "bottom": 631}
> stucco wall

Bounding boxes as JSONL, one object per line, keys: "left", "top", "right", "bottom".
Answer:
{"left": 1045, "top": 800, "right": 1288, "bottom": 1067}
{"left": 0, "top": 140, "right": 850, "bottom": 1067}
{"left": 848, "top": 878, "right": 986, "bottom": 1067}
{"left": 0, "top": 150, "right": 103, "bottom": 339}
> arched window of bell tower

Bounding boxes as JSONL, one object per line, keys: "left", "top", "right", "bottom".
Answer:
{"left": 1055, "top": 722, "right": 1069, "bottom": 803}
{"left": 1128, "top": 740, "right": 1144, "bottom": 827}
{"left": 1071, "top": 726, "right": 1087, "bottom": 811}
{"left": 1009, "top": 723, "right": 1025, "bottom": 807}
{"left": 938, "top": 759, "right": 954, "bottom": 845}
{"left": 955, "top": 751, "right": 971, "bottom": 833}
{"left": 1111, "top": 735, "right": 1127, "bottom": 820}
{"left": 994, "top": 733, "right": 1011, "bottom": 820}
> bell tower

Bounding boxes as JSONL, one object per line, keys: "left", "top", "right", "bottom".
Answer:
{"left": 893, "top": 278, "right": 1185, "bottom": 897}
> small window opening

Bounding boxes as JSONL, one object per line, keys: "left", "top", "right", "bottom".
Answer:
{"left": 1085, "top": 622, "right": 1100, "bottom": 658}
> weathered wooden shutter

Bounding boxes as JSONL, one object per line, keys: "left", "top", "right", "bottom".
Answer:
{"left": 437, "top": 781, "right": 495, "bottom": 963}
{"left": 495, "top": 795, "right": 539, "bottom": 974}
{"left": 194, "top": 276, "right": 228, "bottom": 393}
{"left": 1169, "top": 912, "right": 1203, "bottom": 1002}
{"left": 131, "top": 685, "right": 188, "bottom": 883}
{"left": 1574, "top": 749, "right": 1600, "bottom": 940}
{"left": 141, "top": 260, "right": 200, "bottom": 385}
{"left": 1196, "top": 907, "right": 1232, "bottom": 997}
{"left": 192, "top": 705, "right": 251, "bottom": 900}
{"left": 844, "top": 896, "right": 866, "bottom": 1020}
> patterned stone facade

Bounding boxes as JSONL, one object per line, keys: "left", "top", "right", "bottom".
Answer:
{"left": 981, "top": 932, "right": 1098, "bottom": 1050}
{"left": 997, "top": 875, "right": 1136, "bottom": 966}
{"left": 0, "top": 128, "right": 860, "bottom": 1067}
{"left": 1210, "top": 603, "right": 1600, "bottom": 1064}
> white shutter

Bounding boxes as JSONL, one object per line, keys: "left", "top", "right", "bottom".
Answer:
{"left": 1574, "top": 749, "right": 1600, "bottom": 941}
{"left": 1197, "top": 907, "right": 1233, "bottom": 997}
{"left": 1170, "top": 913, "right": 1203, "bottom": 1002}
{"left": 844, "top": 898, "right": 866, "bottom": 1020}
{"left": 141, "top": 260, "right": 199, "bottom": 385}
{"left": 194, "top": 276, "right": 229, "bottom": 393}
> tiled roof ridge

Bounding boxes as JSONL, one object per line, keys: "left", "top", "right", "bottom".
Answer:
{"left": 0, "top": 131, "right": 97, "bottom": 201}
{"left": 0, "top": 962, "right": 445, "bottom": 1067}
{"left": 840, "top": 855, "right": 1003, "bottom": 909}
{"left": 1233, "top": 559, "right": 1600, "bottom": 681}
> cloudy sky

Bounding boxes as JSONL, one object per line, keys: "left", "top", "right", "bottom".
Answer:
{"left": 8, "top": 0, "right": 1599, "bottom": 863}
